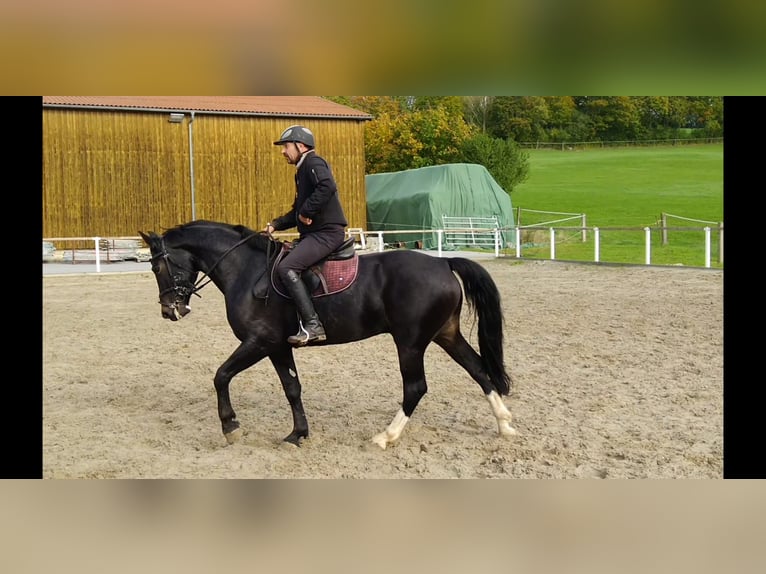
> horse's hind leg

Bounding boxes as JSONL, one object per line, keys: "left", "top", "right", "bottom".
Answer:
{"left": 269, "top": 347, "right": 309, "bottom": 445}
{"left": 372, "top": 345, "right": 427, "bottom": 450}
{"left": 435, "top": 330, "right": 517, "bottom": 437}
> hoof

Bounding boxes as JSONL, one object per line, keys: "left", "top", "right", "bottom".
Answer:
{"left": 498, "top": 422, "right": 518, "bottom": 436}
{"left": 371, "top": 433, "right": 390, "bottom": 450}
{"left": 283, "top": 433, "right": 305, "bottom": 446}
{"left": 225, "top": 427, "right": 243, "bottom": 444}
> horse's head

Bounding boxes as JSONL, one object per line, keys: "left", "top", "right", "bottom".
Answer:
{"left": 139, "top": 230, "right": 199, "bottom": 321}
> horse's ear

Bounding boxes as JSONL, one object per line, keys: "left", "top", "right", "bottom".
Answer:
{"left": 139, "top": 231, "right": 153, "bottom": 245}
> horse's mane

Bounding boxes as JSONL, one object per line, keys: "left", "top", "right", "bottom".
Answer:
{"left": 165, "top": 220, "right": 278, "bottom": 254}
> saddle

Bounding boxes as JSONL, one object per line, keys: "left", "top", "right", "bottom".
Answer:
{"left": 265, "top": 237, "right": 360, "bottom": 299}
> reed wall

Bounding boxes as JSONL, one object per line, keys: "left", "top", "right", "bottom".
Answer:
{"left": 43, "top": 109, "right": 369, "bottom": 243}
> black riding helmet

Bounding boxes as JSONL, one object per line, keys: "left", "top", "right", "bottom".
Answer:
{"left": 273, "top": 125, "right": 315, "bottom": 148}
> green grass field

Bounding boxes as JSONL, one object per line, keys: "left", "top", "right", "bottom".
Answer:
{"left": 508, "top": 143, "right": 723, "bottom": 268}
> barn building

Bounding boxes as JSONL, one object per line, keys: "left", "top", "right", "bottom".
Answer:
{"left": 42, "top": 97, "right": 373, "bottom": 243}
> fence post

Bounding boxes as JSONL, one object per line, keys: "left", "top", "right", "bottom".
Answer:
{"left": 718, "top": 222, "right": 724, "bottom": 264}
{"left": 594, "top": 227, "right": 600, "bottom": 262}
{"left": 494, "top": 228, "right": 500, "bottom": 258}
{"left": 550, "top": 228, "right": 556, "bottom": 260}
{"left": 581, "top": 214, "right": 587, "bottom": 242}
{"left": 661, "top": 213, "right": 668, "bottom": 245}
{"left": 515, "top": 227, "right": 521, "bottom": 258}
{"left": 644, "top": 227, "right": 651, "bottom": 265}
{"left": 437, "top": 230, "right": 443, "bottom": 258}
{"left": 704, "top": 227, "right": 711, "bottom": 268}
{"left": 377, "top": 232, "right": 384, "bottom": 252}
{"left": 94, "top": 237, "right": 101, "bottom": 273}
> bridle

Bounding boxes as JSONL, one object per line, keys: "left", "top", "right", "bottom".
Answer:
{"left": 151, "top": 238, "right": 203, "bottom": 312}
{"left": 151, "top": 232, "right": 278, "bottom": 311}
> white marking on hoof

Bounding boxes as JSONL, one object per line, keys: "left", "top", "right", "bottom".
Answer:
{"left": 498, "top": 421, "right": 518, "bottom": 436}
{"left": 487, "top": 391, "right": 517, "bottom": 437}
{"left": 371, "top": 408, "right": 409, "bottom": 450}
{"left": 225, "top": 427, "right": 243, "bottom": 445}
{"left": 371, "top": 433, "right": 390, "bottom": 450}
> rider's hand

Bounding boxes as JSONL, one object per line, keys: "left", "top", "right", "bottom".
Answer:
{"left": 264, "top": 223, "right": 274, "bottom": 234}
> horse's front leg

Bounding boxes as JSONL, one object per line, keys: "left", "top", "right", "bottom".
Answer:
{"left": 214, "top": 340, "right": 266, "bottom": 445}
{"left": 269, "top": 347, "right": 309, "bottom": 445}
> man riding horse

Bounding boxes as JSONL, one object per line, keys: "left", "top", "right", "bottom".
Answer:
{"left": 264, "top": 125, "right": 349, "bottom": 346}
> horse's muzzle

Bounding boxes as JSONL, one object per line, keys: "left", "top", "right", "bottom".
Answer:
{"left": 161, "top": 303, "right": 192, "bottom": 321}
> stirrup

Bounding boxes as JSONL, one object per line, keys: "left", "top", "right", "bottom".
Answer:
{"left": 287, "top": 321, "right": 326, "bottom": 346}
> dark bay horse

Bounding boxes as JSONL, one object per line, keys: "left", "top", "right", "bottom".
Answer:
{"left": 139, "top": 220, "right": 516, "bottom": 449}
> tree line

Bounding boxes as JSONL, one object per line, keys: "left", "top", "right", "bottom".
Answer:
{"left": 325, "top": 96, "right": 723, "bottom": 193}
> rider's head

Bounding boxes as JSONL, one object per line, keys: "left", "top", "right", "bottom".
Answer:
{"left": 274, "top": 125, "right": 315, "bottom": 164}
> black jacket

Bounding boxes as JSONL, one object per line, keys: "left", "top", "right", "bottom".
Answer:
{"left": 271, "top": 151, "right": 348, "bottom": 235}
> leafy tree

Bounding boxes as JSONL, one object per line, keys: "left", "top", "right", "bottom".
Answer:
{"left": 488, "top": 96, "right": 551, "bottom": 142}
{"left": 326, "top": 96, "right": 528, "bottom": 188}
{"left": 342, "top": 96, "right": 476, "bottom": 173}
{"left": 685, "top": 96, "right": 723, "bottom": 136}
{"left": 482, "top": 96, "right": 587, "bottom": 143}
{"left": 575, "top": 96, "right": 643, "bottom": 141}
{"left": 459, "top": 132, "right": 529, "bottom": 193}
{"left": 410, "top": 96, "right": 464, "bottom": 116}
{"left": 543, "top": 96, "right": 578, "bottom": 141}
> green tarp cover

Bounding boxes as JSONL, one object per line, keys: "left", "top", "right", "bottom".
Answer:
{"left": 365, "top": 163, "right": 514, "bottom": 249}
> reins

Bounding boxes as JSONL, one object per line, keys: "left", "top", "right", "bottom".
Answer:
{"left": 192, "top": 233, "right": 254, "bottom": 293}
{"left": 156, "top": 231, "right": 279, "bottom": 301}
{"left": 252, "top": 233, "right": 278, "bottom": 304}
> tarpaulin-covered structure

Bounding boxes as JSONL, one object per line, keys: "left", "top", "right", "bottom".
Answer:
{"left": 365, "top": 163, "right": 514, "bottom": 249}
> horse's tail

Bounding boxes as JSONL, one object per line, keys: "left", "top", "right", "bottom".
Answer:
{"left": 447, "top": 258, "right": 511, "bottom": 395}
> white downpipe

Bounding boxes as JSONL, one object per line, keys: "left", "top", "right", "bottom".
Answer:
{"left": 437, "top": 230, "right": 443, "bottom": 258}
{"left": 594, "top": 227, "right": 600, "bottom": 262}
{"left": 644, "top": 227, "right": 651, "bottom": 265}
{"left": 94, "top": 237, "right": 101, "bottom": 273}
{"left": 515, "top": 227, "right": 521, "bottom": 258}
{"left": 188, "top": 111, "right": 196, "bottom": 221}
{"left": 704, "top": 227, "right": 711, "bottom": 268}
{"left": 550, "top": 228, "right": 555, "bottom": 260}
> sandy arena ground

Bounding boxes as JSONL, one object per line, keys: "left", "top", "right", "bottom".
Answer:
{"left": 42, "top": 258, "right": 723, "bottom": 478}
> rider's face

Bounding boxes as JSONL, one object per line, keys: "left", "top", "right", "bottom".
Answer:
{"left": 280, "top": 142, "right": 303, "bottom": 164}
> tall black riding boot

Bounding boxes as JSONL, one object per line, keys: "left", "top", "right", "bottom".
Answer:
{"left": 284, "top": 269, "right": 327, "bottom": 345}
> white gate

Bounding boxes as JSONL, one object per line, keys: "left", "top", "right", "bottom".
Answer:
{"left": 441, "top": 215, "right": 500, "bottom": 249}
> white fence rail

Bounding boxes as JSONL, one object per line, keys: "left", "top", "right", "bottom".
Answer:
{"left": 43, "top": 223, "right": 723, "bottom": 273}
{"left": 42, "top": 237, "right": 148, "bottom": 273}
{"left": 516, "top": 208, "right": 587, "bottom": 242}
{"left": 508, "top": 225, "right": 722, "bottom": 268}
{"left": 265, "top": 224, "right": 723, "bottom": 267}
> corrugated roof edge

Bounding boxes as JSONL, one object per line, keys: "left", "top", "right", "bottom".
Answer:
{"left": 42, "top": 96, "right": 373, "bottom": 120}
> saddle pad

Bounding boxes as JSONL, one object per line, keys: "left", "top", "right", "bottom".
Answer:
{"left": 312, "top": 255, "right": 359, "bottom": 297}
{"left": 271, "top": 252, "right": 359, "bottom": 298}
